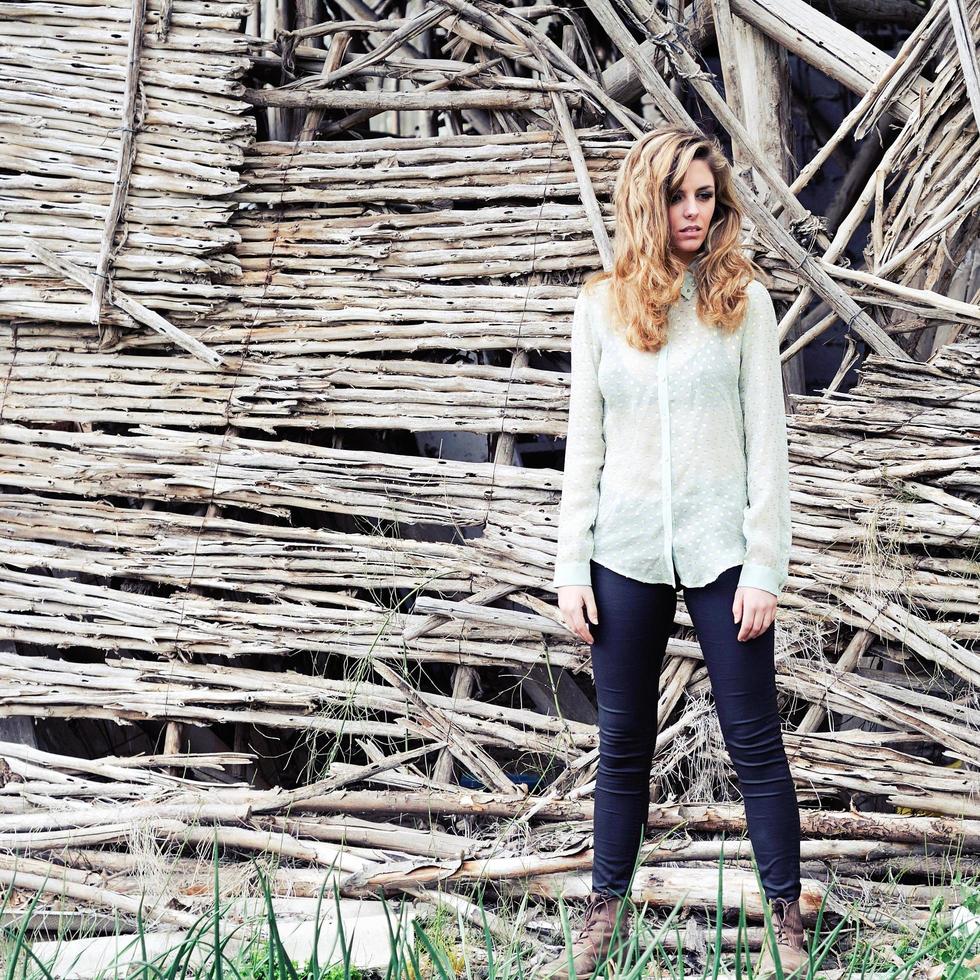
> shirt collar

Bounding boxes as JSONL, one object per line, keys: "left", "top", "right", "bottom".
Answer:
{"left": 680, "top": 255, "right": 702, "bottom": 300}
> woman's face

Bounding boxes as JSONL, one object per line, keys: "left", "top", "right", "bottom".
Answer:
{"left": 668, "top": 159, "right": 716, "bottom": 261}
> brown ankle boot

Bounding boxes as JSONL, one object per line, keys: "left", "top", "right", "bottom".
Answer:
{"left": 538, "top": 890, "right": 632, "bottom": 979}
{"left": 754, "top": 896, "right": 808, "bottom": 977}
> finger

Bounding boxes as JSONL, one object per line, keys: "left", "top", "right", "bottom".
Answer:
{"left": 739, "top": 604, "right": 759, "bottom": 642}
{"left": 580, "top": 601, "right": 594, "bottom": 643}
{"left": 737, "top": 606, "right": 749, "bottom": 641}
{"left": 732, "top": 590, "right": 742, "bottom": 624}
{"left": 585, "top": 592, "right": 599, "bottom": 627}
{"left": 577, "top": 592, "right": 596, "bottom": 643}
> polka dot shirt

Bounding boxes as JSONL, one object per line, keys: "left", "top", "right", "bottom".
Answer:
{"left": 552, "top": 258, "right": 792, "bottom": 599}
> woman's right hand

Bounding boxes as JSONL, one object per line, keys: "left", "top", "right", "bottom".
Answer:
{"left": 557, "top": 586, "right": 599, "bottom": 644}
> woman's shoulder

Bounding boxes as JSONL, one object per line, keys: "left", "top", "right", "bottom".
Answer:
{"left": 743, "top": 276, "right": 776, "bottom": 318}
{"left": 578, "top": 272, "right": 612, "bottom": 302}
{"left": 576, "top": 274, "right": 614, "bottom": 329}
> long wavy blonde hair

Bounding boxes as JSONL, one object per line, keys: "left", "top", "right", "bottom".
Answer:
{"left": 583, "top": 125, "right": 760, "bottom": 353}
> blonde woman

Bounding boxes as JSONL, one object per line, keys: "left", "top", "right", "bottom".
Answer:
{"left": 542, "top": 126, "right": 806, "bottom": 978}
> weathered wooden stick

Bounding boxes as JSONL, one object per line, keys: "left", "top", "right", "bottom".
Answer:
{"left": 89, "top": 0, "right": 147, "bottom": 336}
{"left": 25, "top": 242, "right": 225, "bottom": 367}
{"left": 243, "top": 88, "right": 571, "bottom": 111}
{"left": 248, "top": 741, "right": 450, "bottom": 815}
{"left": 0, "top": 856, "right": 198, "bottom": 928}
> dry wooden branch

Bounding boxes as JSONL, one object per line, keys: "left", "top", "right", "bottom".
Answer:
{"left": 25, "top": 243, "right": 226, "bottom": 367}
{"left": 89, "top": 0, "right": 147, "bottom": 337}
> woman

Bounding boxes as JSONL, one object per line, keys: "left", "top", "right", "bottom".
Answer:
{"left": 542, "top": 126, "right": 806, "bottom": 978}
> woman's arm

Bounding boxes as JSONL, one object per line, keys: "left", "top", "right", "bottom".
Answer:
{"left": 736, "top": 282, "right": 792, "bottom": 599}
{"left": 552, "top": 286, "right": 606, "bottom": 590}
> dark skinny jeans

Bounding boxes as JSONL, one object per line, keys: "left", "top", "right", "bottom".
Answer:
{"left": 588, "top": 558, "right": 801, "bottom": 903}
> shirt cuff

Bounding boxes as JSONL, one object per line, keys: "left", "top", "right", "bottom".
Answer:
{"left": 552, "top": 561, "right": 593, "bottom": 590}
{"left": 737, "top": 563, "right": 782, "bottom": 598}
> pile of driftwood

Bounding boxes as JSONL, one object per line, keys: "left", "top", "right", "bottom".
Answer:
{"left": 1, "top": 0, "right": 979, "bottom": 972}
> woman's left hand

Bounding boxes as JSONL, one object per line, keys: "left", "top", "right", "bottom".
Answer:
{"left": 733, "top": 586, "right": 777, "bottom": 642}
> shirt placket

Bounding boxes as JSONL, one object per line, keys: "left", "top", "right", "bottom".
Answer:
{"left": 658, "top": 338, "right": 675, "bottom": 587}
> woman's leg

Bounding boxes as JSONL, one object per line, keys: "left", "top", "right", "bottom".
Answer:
{"left": 589, "top": 558, "right": 677, "bottom": 898}
{"left": 681, "top": 564, "right": 802, "bottom": 903}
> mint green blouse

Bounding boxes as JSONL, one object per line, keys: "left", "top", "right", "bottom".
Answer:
{"left": 551, "top": 260, "right": 792, "bottom": 598}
